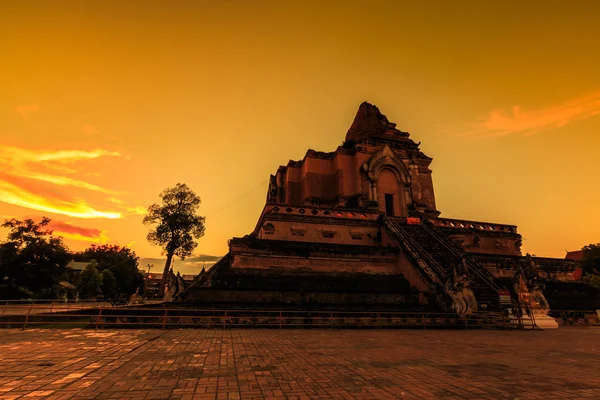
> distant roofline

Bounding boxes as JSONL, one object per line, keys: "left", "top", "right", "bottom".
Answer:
{"left": 565, "top": 249, "right": 583, "bottom": 261}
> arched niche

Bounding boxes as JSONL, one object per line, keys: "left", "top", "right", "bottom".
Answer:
{"left": 361, "top": 145, "right": 411, "bottom": 216}
{"left": 377, "top": 168, "right": 407, "bottom": 216}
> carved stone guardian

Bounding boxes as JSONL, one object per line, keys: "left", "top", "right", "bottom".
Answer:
{"left": 512, "top": 255, "right": 557, "bottom": 328}
{"left": 444, "top": 257, "right": 478, "bottom": 315}
{"left": 163, "top": 268, "right": 179, "bottom": 303}
{"left": 127, "top": 287, "right": 144, "bottom": 305}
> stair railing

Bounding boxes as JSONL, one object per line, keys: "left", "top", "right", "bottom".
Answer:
{"left": 421, "top": 220, "right": 501, "bottom": 292}
{"left": 382, "top": 216, "right": 446, "bottom": 286}
{"left": 183, "top": 254, "right": 230, "bottom": 293}
{"left": 385, "top": 217, "right": 446, "bottom": 278}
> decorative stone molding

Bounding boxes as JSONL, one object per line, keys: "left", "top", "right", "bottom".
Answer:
{"left": 361, "top": 144, "right": 412, "bottom": 205}
{"left": 350, "top": 230, "right": 365, "bottom": 240}
{"left": 362, "top": 144, "right": 410, "bottom": 182}
{"left": 290, "top": 226, "right": 307, "bottom": 237}
{"left": 321, "top": 229, "right": 337, "bottom": 238}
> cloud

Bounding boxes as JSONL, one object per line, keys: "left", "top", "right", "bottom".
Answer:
{"left": 186, "top": 254, "right": 223, "bottom": 262}
{"left": 138, "top": 255, "right": 222, "bottom": 275}
{"left": 0, "top": 178, "right": 121, "bottom": 219}
{"left": 460, "top": 90, "right": 600, "bottom": 138}
{"left": 15, "top": 171, "right": 116, "bottom": 194}
{"left": 0, "top": 144, "right": 149, "bottom": 221}
{"left": 47, "top": 219, "right": 109, "bottom": 243}
{"left": 125, "top": 205, "right": 147, "bottom": 215}
{"left": 16, "top": 104, "right": 40, "bottom": 117}
{"left": 140, "top": 254, "right": 222, "bottom": 264}
{"left": 0, "top": 145, "right": 123, "bottom": 218}
{"left": 2, "top": 147, "right": 121, "bottom": 163}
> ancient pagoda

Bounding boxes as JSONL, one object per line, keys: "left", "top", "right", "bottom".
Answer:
{"left": 178, "top": 102, "right": 577, "bottom": 323}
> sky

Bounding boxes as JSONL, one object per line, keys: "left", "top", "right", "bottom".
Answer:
{"left": 1, "top": 0, "right": 599, "bottom": 274}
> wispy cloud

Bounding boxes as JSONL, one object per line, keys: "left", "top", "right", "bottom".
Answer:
{"left": 1, "top": 146, "right": 121, "bottom": 164}
{"left": 47, "top": 219, "right": 109, "bottom": 243}
{"left": 139, "top": 255, "right": 221, "bottom": 275}
{"left": 0, "top": 145, "right": 123, "bottom": 218}
{"left": 0, "top": 179, "right": 121, "bottom": 219}
{"left": 16, "top": 104, "right": 40, "bottom": 117}
{"left": 187, "top": 254, "right": 223, "bottom": 262}
{"left": 460, "top": 90, "right": 600, "bottom": 138}
{"left": 125, "top": 205, "right": 147, "bottom": 215}
{"left": 16, "top": 171, "right": 116, "bottom": 194}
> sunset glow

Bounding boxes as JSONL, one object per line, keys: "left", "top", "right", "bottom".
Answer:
{"left": 463, "top": 90, "right": 600, "bottom": 138}
{"left": 1, "top": 1, "right": 599, "bottom": 274}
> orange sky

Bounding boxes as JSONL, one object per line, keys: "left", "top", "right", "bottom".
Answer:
{"left": 1, "top": 1, "right": 599, "bottom": 273}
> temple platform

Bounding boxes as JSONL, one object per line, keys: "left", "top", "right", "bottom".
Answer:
{"left": 174, "top": 102, "right": 581, "bottom": 317}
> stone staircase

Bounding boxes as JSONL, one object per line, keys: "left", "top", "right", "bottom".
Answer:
{"left": 176, "top": 254, "right": 231, "bottom": 301}
{"left": 383, "top": 216, "right": 503, "bottom": 310}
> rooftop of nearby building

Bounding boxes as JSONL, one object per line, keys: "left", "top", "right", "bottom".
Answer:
{"left": 66, "top": 261, "right": 89, "bottom": 271}
{"left": 143, "top": 272, "right": 197, "bottom": 281}
{"left": 565, "top": 250, "right": 584, "bottom": 261}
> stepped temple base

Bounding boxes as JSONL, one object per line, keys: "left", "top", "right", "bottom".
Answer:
{"left": 177, "top": 102, "right": 580, "bottom": 318}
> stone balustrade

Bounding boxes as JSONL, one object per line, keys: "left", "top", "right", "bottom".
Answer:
{"left": 431, "top": 217, "right": 518, "bottom": 234}
{"left": 264, "top": 204, "right": 380, "bottom": 221}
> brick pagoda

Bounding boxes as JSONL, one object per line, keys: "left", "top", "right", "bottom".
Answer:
{"left": 179, "top": 103, "right": 577, "bottom": 318}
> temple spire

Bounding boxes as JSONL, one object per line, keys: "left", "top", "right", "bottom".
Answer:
{"left": 345, "top": 102, "right": 409, "bottom": 142}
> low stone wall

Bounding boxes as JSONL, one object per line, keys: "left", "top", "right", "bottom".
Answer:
{"left": 551, "top": 311, "right": 600, "bottom": 327}
{"left": 544, "top": 281, "right": 600, "bottom": 310}
{"left": 180, "top": 288, "right": 419, "bottom": 308}
{"left": 209, "top": 271, "right": 413, "bottom": 293}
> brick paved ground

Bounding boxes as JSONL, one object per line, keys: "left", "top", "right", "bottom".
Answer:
{"left": 0, "top": 328, "right": 599, "bottom": 400}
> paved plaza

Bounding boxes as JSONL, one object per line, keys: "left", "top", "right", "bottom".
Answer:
{"left": 0, "top": 328, "right": 599, "bottom": 400}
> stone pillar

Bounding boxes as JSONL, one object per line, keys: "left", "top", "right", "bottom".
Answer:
{"left": 370, "top": 180, "right": 377, "bottom": 203}
{"left": 404, "top": 184, "right": 411, "bottom": 207}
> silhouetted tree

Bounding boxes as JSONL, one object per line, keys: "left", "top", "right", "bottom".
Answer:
{"left": 143, "top": 183, "right": 206, "bottom": 296}
{"left": 101, "top": 269, "right": 118, "bottom": 302}
{"left": 81, "top": 244, "right": 143, "bottom": 300}
{"left": 0, "top": 217, "right": 71, "bottom": 299}
{"left": 581, "top": 243, "right": 600, "bottom": 290}
{"left": 78, "top": 263, "right": 102, "bottom": 299}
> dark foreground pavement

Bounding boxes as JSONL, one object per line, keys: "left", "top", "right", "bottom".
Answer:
{"left": 1, "top": 328, "right": 599, "bottom": 400}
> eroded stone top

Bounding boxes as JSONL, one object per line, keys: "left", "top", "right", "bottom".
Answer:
{"left": 345, "top": 102, "right": 410, "bottom": 143}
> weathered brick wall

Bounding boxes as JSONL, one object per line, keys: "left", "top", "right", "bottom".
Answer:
{"left": 230, "top": 253, "right": 399, "bottom": 275}
{"left": 181, "top": 288, "right": 419, "bottom": 307}
{"left": 449, "top": 233, "right": 522, "bottom": 256}
{"left": 256, "top": 219, "right": 381, "bottom": 246}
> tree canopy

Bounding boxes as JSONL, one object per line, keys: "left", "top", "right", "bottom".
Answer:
{"left": 143, "top": 183, "right": 205, "bottom": 296}
{"left": 581, "top": 243, "right": 600, "bottom": 290}
{"left": 78, "top": 263, "right": 103, "bottom": 299}
{"left": 0, "top": 217, "right": 71, "bottom": 299}
{"left": 79, "top": 244, "right": 143, "bottom": 299}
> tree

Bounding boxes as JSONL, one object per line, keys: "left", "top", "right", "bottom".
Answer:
{"left": 101, "top": 269, "right": 118, "bottom": 302}
{"left": 581, "top": 243, "right": 600, "bottom": 290}
{"left": 78, "top": 263, "right": 102, "bottom": 298}
{"left": 80, "top": 244, "right": 143, "bottom": 300}
{"left": 0, "top": 217, "right": 71, "bottom": 299}
{"left": 143, "top": 183, "right": 206, "bottom": 296}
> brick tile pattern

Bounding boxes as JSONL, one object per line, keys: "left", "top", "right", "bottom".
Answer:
{"left": 1, "top": 328, "right": 599, "bottom": 399}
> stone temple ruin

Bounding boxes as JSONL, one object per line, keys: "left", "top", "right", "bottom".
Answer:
{"left": 177, "top": 102, "right": 578, "bottom": 327}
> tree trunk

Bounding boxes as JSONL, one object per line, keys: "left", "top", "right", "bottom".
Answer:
{"left": 159, "top": 252, "right": 174, "bottom": 298}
